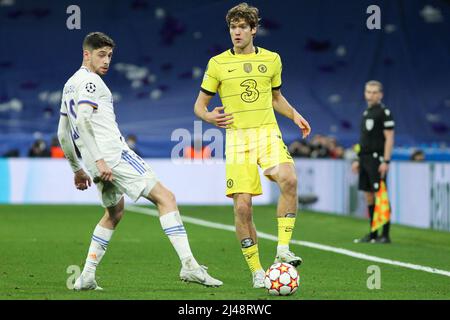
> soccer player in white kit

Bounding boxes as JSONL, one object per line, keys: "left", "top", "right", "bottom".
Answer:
{"left": 57, "top": 32, "right": 222, "bottom": 290}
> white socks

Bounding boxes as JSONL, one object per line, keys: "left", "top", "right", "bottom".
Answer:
{"left": 160, "top": 211, "right": 200, "bottom": 270}
{"left": 82, "top": 212, "right": 199, "bottom": 275}
{"left": 83, "top": 224, "right": 114, "bottom": 274}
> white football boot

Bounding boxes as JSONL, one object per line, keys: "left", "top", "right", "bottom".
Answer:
{"left": 73, "top": 272, "right": 103, "bottom": 291}
{"left": 252, "top": 269, "right": 266, "bottom": 288}
{"left": 274, "top": 250, "right": 303, "bottom": 267}
{"left": 180, "top": 265, "right": 223, "bottom": 287}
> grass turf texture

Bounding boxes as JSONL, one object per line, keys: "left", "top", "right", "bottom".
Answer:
{"left": 0, "top": 205, "right": 449, "bottom": 300}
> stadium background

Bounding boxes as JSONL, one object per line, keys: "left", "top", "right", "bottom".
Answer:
{"left": 0, "top": 0, "right": 449, "bottom": 300}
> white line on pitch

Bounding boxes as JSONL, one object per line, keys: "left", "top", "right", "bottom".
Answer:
{"left": 126, "top": 205, "right": 450, "bottom": 278}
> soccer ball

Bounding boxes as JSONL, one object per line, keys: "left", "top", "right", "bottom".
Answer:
{"left": 264, "top": 262, "right": 299, "bottom": 296}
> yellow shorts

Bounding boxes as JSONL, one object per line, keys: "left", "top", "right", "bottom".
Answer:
{"left": 225, "top": 126, "right": 294, "bottom": 197}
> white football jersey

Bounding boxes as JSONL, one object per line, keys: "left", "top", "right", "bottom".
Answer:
{"left": 60, "top": 66, "right": 128, "bottom": 169}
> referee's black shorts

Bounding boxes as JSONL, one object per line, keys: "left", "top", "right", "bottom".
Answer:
{"left": 358, "top": 153, "right": 386, "bottom": 192}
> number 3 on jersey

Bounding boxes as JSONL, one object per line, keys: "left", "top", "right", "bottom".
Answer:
{"left": 240, "top": 79, "right": 259, "bottom": 103}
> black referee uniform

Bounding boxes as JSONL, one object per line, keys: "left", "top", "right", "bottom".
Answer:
{"left": 358, "top": 102, "right": 394, "bottom": 240}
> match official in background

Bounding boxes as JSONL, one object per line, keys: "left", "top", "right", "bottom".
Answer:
{"left": 352, "top": 81, "right": 395, "bottom": 244}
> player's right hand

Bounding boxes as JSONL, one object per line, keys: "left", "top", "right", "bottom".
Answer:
{"left": 74, "top": 169, "right": 92, "bottom": 191}
{"left": 205, "top": 106, "right": 234, "bottom": 129}
{"left": 351, "top": 161, "right": 360, "bottom": 174}
{"left": 95, "top": 159, "right": 113, "bottom": 182}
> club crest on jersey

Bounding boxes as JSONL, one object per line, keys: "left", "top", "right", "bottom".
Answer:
{"left": 85, "top": 82, "right": 96, "bottom": 93}
{"left": 365, "top": 119, "right": 374, "bottom": 131}
{"left": 243, "top": 63, "right": 252, "bottom": 73}
{"left": 258, "top": 64, "right": 267, "bottom": 73}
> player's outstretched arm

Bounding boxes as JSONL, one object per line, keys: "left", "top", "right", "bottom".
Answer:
{"left": 194, "top": 91, "right": 233, "bottom": 129}
{"left": 272, "top": 89, "right": 311, "bottom": 138}
{"left": 76, "top": 104, "right": 113, "bottom": 182}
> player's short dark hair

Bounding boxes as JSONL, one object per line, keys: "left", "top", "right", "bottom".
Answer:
{"left": 365, "top": 80, "right": 383, "bottom": 92}
{"left": 226, "top": 2, "right": 260, "bottom": 30}
{"left": 83, "top": 32, "right": 115, "bottom": 51}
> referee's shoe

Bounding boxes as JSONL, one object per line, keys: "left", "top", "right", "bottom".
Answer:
{"left": 353, "top": 233, "right": 377, "bottom": 244}
{"left": 375, "top": 235, "right": 391, "bottom": 244}
{"left": 353, "top": 234, "right": 392, "bottom": 244}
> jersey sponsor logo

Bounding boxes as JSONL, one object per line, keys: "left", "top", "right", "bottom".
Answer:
{"left": 243, "top": 63, "right": 252, "bottom": 73}
{"left": 258, "top": 64, "right": 267, "bottom": 73}
{"left": 365, "top": 119, "right": 374, "bottom": 131}
{"left": 240, "top": 79, "right": 259, "bottom": 103}
{"left": 85, "top": 82, "right": 96, "bottom": 93}
{"left": 227, "top": 179, "right": 234, "bottom": 188}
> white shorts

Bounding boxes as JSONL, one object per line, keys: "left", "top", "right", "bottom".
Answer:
{"left": 92, "top": 150, "right": 158, "bottom": 208}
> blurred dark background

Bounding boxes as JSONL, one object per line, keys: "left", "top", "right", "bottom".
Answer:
{"left": 0, "top": 0, "right": 449, "bottom": 159}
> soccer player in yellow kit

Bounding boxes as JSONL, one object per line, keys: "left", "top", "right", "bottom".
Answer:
{"left": 194, "top": 3, "right": 311, "bottom": 288}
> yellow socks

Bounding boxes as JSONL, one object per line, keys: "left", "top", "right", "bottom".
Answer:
{"left": 240, "top": 213, "right": 296, "bottom": 273}
{"left": 241, "top": 240, "right": 263, "bottom": 273}
{"left": 277, "top": 214, "right": 296, "bottom": 252}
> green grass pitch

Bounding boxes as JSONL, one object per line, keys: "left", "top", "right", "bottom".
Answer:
{"left": 0, "top": 204, "right": 449, "bottom": 300}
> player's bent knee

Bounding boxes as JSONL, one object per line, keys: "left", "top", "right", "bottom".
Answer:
{"left": 158, "top": 189, "right": 177, "bottom": 208}
{"left": 234, "top": 201, "right": 252, "bottom": 217}
{"left": 148, "top": 183, "right": 177, "bottom": 207}
{"left": 281, "top": 175, "right": 298, "bottom": 192}
{"left": 166, "top": 190, "right": 177, "bottom": 206}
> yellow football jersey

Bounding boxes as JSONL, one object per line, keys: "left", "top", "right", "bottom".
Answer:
{"left": 200, "top": 47, "right": 282, "bottom": 130}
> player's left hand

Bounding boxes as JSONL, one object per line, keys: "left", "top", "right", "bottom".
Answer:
{"left": 74, "top": 169, "right": 92, "bottom": 191}
{"left": 378, "top": 162, "right": 389, "bottom": 178}
{"left": 294, "top": 113, "right": 311, "bottom": 139}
